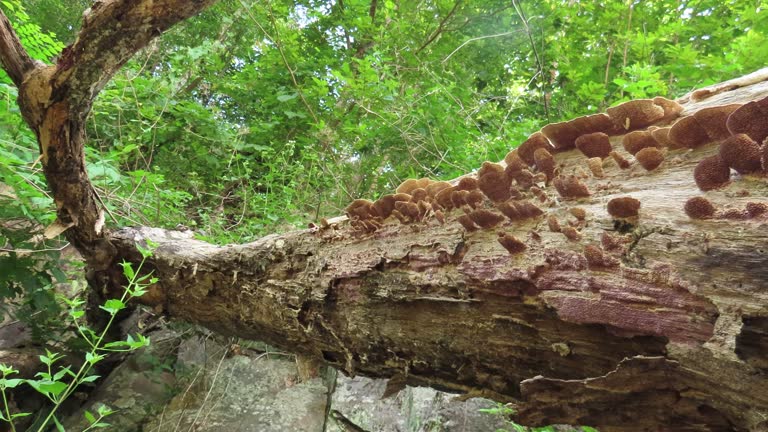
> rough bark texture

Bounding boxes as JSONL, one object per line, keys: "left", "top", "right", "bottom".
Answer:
{"left": 3, "top": 2, "right": 768, "bottom": 430}
{"left": 108, "top": 77, "right": 768, "bottom": 431}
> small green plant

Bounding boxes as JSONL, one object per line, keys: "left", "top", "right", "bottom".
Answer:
{"left": 0, "top": 240, "right": 156, "bottom": 432}
{"left": 479, "top": 402, "right": 599, "bottom": 432}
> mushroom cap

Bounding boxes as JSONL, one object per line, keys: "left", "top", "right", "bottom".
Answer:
{"left": 533, "top": 148, "right": 556, "bottom": 180}
{"left": 652, "top": 96, "right": 684, "bottom": 121}
{"left": 684, "top": 197, "right": 716, "bottom": 219}
{"left": 693, "top": 155, "right": 731, "bottom": 191}
{"left": 468, "top": 209, "right": 505, "bottom": 229}
{"left": 719, "top": 133, "right": 762, "bottom": 174}
{"left": 635, "top": 147, "right": 665, "bottom": 171}
{"left": 553, "top": 175, "right": 590, "bottom": 199}
{"left": 517, "top": 132, "right": 554, "bottom": 166}
{"left": 650, "top": 126, "right": 677, "bottom": 149}
{"left": 542, "top": 121, "right": 582, "bottom": 151}
{"left": 575, "top": 132, "right": 613, "bottom": 158}
{"left": 504, "top": 150, "right": 527, "bottom": 173}
{"left": 726, "top": 98, "right": 768, "bottom": 144}
{"left": 478, "top": 170, "right": 513, "bottom": 202}
{"left": 622, "top": 130, "right": 660, "bottom": 155}
{"left": 570, "top": 113, "right": 621, "bottom": 135}
{"left": 693, "top": 104, "right": 742, "bottom": 141}
{"left": 668, "top": 116, "right": 711, "bottom": 149}
{"left": 477, "top": 161, "right": 505, "bottom": 178}
{"left": 607, "top": 197, "right": 641, "bottom": 218}
{"left": 610, "top": 151, "right": 631, "bottom": 169}
{"left": 456, "top": 176, "right": 479, "bottom": 191}
{"left": 607, "top": 99, "right": 665, "bottom": 131}
{"left": 587, "top": 157, "right": 605, "bottom": 177}
{"left": 497, "top": 233, "right": 527, "bottom": 254}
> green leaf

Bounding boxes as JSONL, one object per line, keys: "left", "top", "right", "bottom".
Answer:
{"left": 100, "top": 298, "right": 126, "bottom": 315}
{"left": 84, "top": 410, "right": 96, "bottom": 424}
{"left": 121, "top": 261, "right": 135, "bottom": 280}
{"left": 276, "top": 93, "right": 298, "bottom": 102}
{"left": 53, "top": 414, "right": 65, "bottom": 432}
{"left": 0, "top": 378, "right": 22, "bottom": 388}
{"left": 80, "top": 374, "right": 100, "bottom": 383}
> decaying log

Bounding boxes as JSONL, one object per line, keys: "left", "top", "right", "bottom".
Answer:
{"left": 107, "top": 78, "right": 768, "bottom": 431}
{"left": 2, "top": 1, "right": 768, "bottom": 430}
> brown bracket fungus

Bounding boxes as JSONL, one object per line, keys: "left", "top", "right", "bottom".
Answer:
{"left": 517, "top": 132, "right": 554, "bottom": 166}
{"left": 547, "top": 215, "right": 561, "bottom": 232}
{"left": 478, "top": 169, "right": 513, "bottom": 202}
{"left": 533, "top": 148, "right": 557, "bottom": 181}
{"left": 635, "top": 147, "right": 665, "bottom": 171}
{"left": 497, "top": 200, "right": 544, "bottom": 222}
{"left": 542, "top": 121, "right": 582, "bottom": 151}
{"left": 622, "top": 130, "right": 660, "bottom": 155}
{"left": 553, "top": 175, "right": 590, "bottom": 199}
{"left": 456, "top": 214, "right": 479, "bottom": 232}
{"left": 497, "top": 232, "right": 527, "bottom": 255}
{"left": 694, "top": 104, "right": 743, "bottom": 141}
{"left": 693, "top": 155, "right": 731, "bottom": 191}
{"left": 575, "top": 132, "right": 613, "bottom": 158}
{"left": 561, "top": 225, "right": 582, "bottom": 241}
{"left": 584, "top": 244, "right": 620, "bottom": 268}
{"left": 607, "top": 99, "right": 666, "bottom": 131}
{"left": 587, "top": 157, "right": 605, "bottom": 178}
{"left": 683, "top": 197, "right": 716, "bottom": 219}
{"left": 607, "top": 197, "right": 641, "bottom": 218}
{"left": 504, "top": 150, "right": 527, "bottom": 173}
{"left": 468, "top": 209, "right": 505, "bottom": 229}
{"left": 719, "top": 134, "right": 762, "bottom": 174}
{"left": 610, "top": 151, "right": 632, "bottom": 169}
{"left": 726, "top": 96, "right": 768, "bottom": 143}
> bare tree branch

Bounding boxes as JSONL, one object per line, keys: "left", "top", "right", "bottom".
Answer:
{"left": 54, "top": 0, "right": 220, "bottom": 109}
{"left": 0, "top": 8, "right": 41, "bottom": 87}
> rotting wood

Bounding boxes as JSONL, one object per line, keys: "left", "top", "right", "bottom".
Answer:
{"left": 2, "top": 2, "right": 768, "bottom": 429}
{"left": 108, "top": 76, "right": 768, "bottom": 432}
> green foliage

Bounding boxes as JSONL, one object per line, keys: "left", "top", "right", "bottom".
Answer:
{"left": 0, "top": 243, "right": 155, "bottom": 432}
{"left": 479, "top": 402, "right": 599, "bottom": 432}
{"left": 0, "top": 0, "right": 64, "bottom": 83}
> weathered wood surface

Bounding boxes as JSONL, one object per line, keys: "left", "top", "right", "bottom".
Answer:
{"left": 2, "top": 1, "right": 768, "bottom": 429}
{"left": 110, "top": 78, "right": 768, "bottom": 431}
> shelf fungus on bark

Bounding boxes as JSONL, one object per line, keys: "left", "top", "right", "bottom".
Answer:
{"left": 478, "top": 162, "right": 513, "bottom": 202}
{"left": 684, "top": 197, "right": 717, "bottom": 219}
{"left": 726, "top": 96, "right": 768, "bottom": 143}
{"left": 504, "top": 150, "right": 527, "bottom": 173}
{"left": 547, "top": 215, "right": 561, "bottom": 232}
{"left": 553, "top": 175, "right": 590, "bottom": 199}
{"left": 457, "top": 214, "right": 479, "bottom": 232}
{"left": 569, "top": 207, "right": 587, "bottom": 221}
{"left": 746, "top": 202, "right": 768, "bottom": 218}
{"left": 584, "top": 244, "right": 620, "bottom": 268}
{"left": 465, "top": 189, "right": 485, "bottom": 209}
{"left": 622, "top": 130, "right": 660, "bottom": 155}
{"left": 497, "top": 200, "right": 544, "bottom": 222}
{"left": 694, "top": 155, "right": 731, "bottom": 191}
{"left": 396, "top": 177, "right": 430, "bottom": 194}
{"left": 636, "top": 147, "right": 665, "bottom": 171}
{"left": 456, "top": 176, "right": 478, "bottom": 191}
{"left": 561, "top": 225, "right": 582, "bottom": 241}
{"left": 542, "top": 120, "right": 582, "bottom": 151}
{"left": 607, "top": 98, "right": 680, "bottom": 132}
{"left": 610, "top": 150, "right": 631, "bottom": 169}
{"left": 587, "top": 157, "right": 605, "bottom": 178}
{"left": 575, "top": 132, "right": 612, "bottom": 159}
{"left": 649, "top": 126, "right": 677, "bottom": 149}
{"left": 517, "top": 132, "right": 554, "bottom": 166}
{"left": 497, "top": 232, "right": 526, "bottom": 255}
{"left": 607, "top": 197, "right": 641, "bottom": 218}
{"left": 467, "top": 208, "right": 505, "bottom": 229}
{"left": 719, "top": 134, "right": 763, "bottom": 174}
{"left": 533, "top": 148, "right": 557, "bottom": 181}
{"left": 695, "top": 104, "right": 742, "bottom": 141}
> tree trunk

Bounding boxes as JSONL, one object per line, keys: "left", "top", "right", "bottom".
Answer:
{"left": 2, "top": 2, "right": 768, "bottom": 430}
{"left": 109, "top": 77, "right": 768, "bottom": 431}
